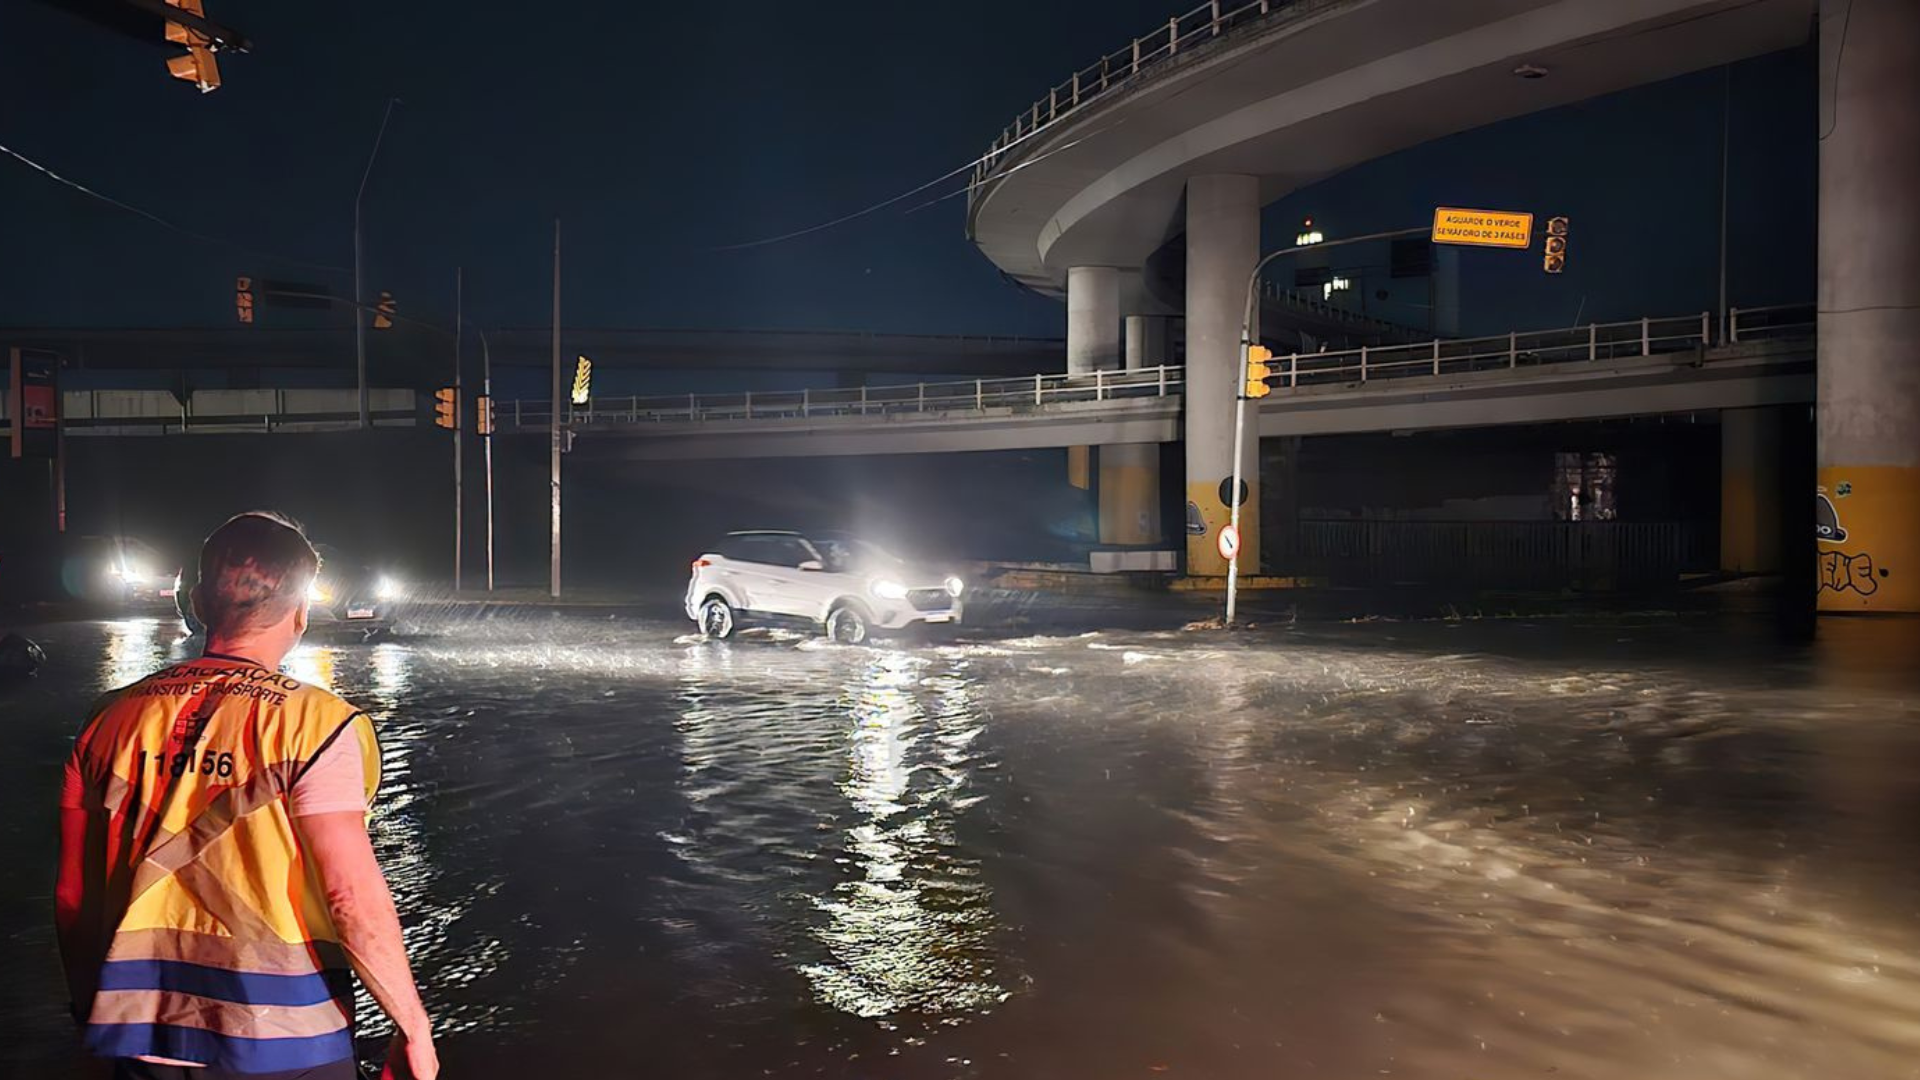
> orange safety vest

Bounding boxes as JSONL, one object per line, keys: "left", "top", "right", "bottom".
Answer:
{"left": 68, "top": 651, "right": 380, "bottom": 1072}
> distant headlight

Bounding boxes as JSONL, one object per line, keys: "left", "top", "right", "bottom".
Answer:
{"left": 944, "top": 576, "right": 965, "bottom": 598}
{"left": 376, "top": 576, "right": 403, "bottom": 601}
{"left": 871, "top": 579, "right": 910, "bottom": 601}
{"left": 309, "top": 581, "right": 332, "bottom": 605}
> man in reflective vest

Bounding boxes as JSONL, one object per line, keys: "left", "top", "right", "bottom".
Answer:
{"left": 56, "top": 512, "right": 438, "bottom": 1079}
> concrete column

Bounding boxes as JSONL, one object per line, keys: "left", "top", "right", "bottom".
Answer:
{"left": 1184, "top": 175, "right": 1260, "bottom": 575}
{"left": 1066, "top": 266, "right": 1122, "bottom": 375}
{"left": 1720, "top": 406, "right": 1789, "bottom": 574}
{"left": 1817, "top": 0, "right": 1920, "bottom": 612}
{"left": 1098, "top": 314, "right": 1171, "bottom": 546}
{"left": 1124, "top": 315, "right": 1171, "bottom": 370}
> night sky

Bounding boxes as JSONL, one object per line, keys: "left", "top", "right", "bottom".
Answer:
{"left": 3, "top": 0, "right": 1813, "bottom": 339}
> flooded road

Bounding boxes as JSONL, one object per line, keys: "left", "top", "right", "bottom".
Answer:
{"left": 5, "top": 608, "right": 1920, "bottom": 1079}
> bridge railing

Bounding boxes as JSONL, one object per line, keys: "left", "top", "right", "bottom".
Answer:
{"left": 1277, "top": 306, "right": 1813, "bottom": 389}
{"left": 506, "top": 365, "right": 1186, "bottom": 430}
{"left": 972, "top": 0, "right": 1341, "bottom": 194}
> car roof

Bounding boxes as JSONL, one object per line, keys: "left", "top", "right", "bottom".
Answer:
{"left": 723, "top": 530, "right": 803, "bottom": 538}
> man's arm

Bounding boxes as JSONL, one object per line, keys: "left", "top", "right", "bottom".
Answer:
{"left": 55, "top": 805, "right": 101, "bottom": 1021}
{"left": 295, "top": 811, "right": 436, "bottom": 1077}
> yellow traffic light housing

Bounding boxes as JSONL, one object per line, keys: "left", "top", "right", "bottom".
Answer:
{"left": 1244, "top": 345, "right": 1274, "bottom": 399}
{"left": 1543, "top": 216, "right": 1569, "bottom": 273}
{"left": 434, "top": 387, "right": 457, "bottom": 430}
{"left": 235, "top": 275, "right": 253, "bottom": 324}
{"left": 373, "top": 291, "right": 396, "bottom": 329}
{"left": 475, "top": 395, "right": 494, "bottom": 436}
{"left": 571, "top": 356, "right": 593, "bottom": 406}
{"left": 164, "top": 0, "right": 221, "bottom": 92}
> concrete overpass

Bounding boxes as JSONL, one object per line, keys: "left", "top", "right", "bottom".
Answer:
{"left": 958, "top": 0, "right": 1918, "bottom": 613}
{"left": 498, "top": 307, "right": 1812, "bottom": 457}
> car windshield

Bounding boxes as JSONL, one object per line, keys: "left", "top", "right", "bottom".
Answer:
{"left": 810, "top": 536, "right": 902, "bottom": 574}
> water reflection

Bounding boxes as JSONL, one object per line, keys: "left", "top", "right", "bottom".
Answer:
{"left": 799, "top": 651, "right": 1007, "bottom": 1023}
{"left": 98, "top": 617, "right": 175, "bottom": 689}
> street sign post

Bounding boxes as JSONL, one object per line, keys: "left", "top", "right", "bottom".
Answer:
{"left": 1431, "top": 207, "right": 1534, "bottom": 249}
{"left": 1217, "top": 524, "right": 1240, "bottom": 563}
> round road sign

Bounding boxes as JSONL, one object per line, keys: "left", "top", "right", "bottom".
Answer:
{"left": 1217, "top": 524, "right": 1241, "bottom": 562}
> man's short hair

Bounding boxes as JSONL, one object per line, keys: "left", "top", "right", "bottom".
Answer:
{"left": 195, "top": 512, "right": 321, "bottom": 636}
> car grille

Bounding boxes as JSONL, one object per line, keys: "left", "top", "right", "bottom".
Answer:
{"left": 907, "top": 588, "right": 951, "bottom": 612}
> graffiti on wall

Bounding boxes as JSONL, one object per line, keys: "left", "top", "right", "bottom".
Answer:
{"left": 1817, "top": 486, "right": 1883, "bottom": 596}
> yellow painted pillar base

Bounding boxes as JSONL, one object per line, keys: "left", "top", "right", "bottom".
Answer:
{"left": 1185, "top": 478, "right": 1258, "bottom": 577}
{"left": 1067, "top": 445, "right": 1091, "bottom": 491}
{"left": 1817, "top": 466, "right": 1920, "bottom": 612}
{"left": 1098, "top": 443, "right": 1160, "bottom": 545}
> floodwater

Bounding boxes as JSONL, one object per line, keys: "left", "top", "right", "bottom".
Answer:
{"left": 4, "top": 607, "right": 1920, "bottom": 1079}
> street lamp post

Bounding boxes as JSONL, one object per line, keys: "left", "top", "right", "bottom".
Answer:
{"left": 354, "top": 98, "right": 400, "bottom": 430}
{"left": 1224, "top": 225, "right": 1428, "bottom": 625}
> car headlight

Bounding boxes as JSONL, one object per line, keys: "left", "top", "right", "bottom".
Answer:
{"left": 376, "top": 576, "right": 403, "bottom": 601}
{"left": 945, "top": 576, "right": 965, "bottom": 598}
{"left": 871, "top": 579, "right": 910, "bottom": 601}
{"left": 309, "top": 581, "right": 332, "bottom": 605}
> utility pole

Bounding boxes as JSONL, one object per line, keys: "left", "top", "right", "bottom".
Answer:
{"left": 550, "top": 219, "right": 563, "bottom": 599}
{"left": 482, "top": 315, "right": 495, "bottom": 593}
{"left": 453, "top": 268, "right": 464, "bottom": 591}
{"left": 1717, "top": 64, "right": 1731, "bottom": 341}
{"left": 353, "top": 98, "right": 399, "bottom": 429}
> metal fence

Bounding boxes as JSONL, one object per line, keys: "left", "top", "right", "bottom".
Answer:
{"left": 971, "top": 0, "right": 1342, "bottom": 194}
{"left": 1273, "top": 304, "right": 1813, "bottom": 389}
{"left": 506, "top": 365, "right": 1185, "bottom": 431}
{"left": 1289, "top": 519, "right": 1698, "bottom": 590}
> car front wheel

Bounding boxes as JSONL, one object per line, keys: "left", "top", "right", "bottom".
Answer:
{"left": 699, "top": 597, "right": 737, "bottom": 640}
{"left": 825, "top": 605, "right": 870, "bottom": 645}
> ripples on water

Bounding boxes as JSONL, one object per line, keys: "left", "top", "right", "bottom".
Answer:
{"left": 4, "top": 612, "right": 1920, "bottom": 1078}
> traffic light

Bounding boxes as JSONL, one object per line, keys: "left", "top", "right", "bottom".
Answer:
{"left": 1244, "top": 345, "right": 1274, "bottom": 399}
{"left": 571, "top": 355, "right": 593, "bottom": 406}
{"left": 164, "top": 0, "right": 221, "bottom": 93}
{"left": 433, "top": 387, "right": 457, "bottom": 430}
{"left": 373, "top": 291, "right": 396, "bottom": 329}
{"left": 234, "top": 276, "right": 253, "bottom": 324}
{"left": 475, "top": 395, "right": 495, "bottom": 436}
{"left": 1543, "top": 215, "right": 1569, "bottom": 274}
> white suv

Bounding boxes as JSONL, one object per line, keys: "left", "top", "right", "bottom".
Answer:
{"left": 685, "top": 531, "right": 963, "bottom": 644}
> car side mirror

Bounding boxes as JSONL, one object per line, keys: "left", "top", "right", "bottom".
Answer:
{"left": 797, "top": 559, "right": 825, "bottom": 572}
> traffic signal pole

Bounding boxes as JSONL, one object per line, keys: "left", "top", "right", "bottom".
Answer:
{"left": 550, "top": 219, "right": 562, "bottom": 600}
{"left": 454, "top": 268, "right": 464, "bottom": 592}
{"left": 1225, "top": 226, "right": 1427, "bottom": 625}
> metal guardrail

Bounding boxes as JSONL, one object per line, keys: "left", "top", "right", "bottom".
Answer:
{"left": 496, "top": 305, "right": 1812, "bottom": 432}
{"left": 0, "top": 388, "right": 417, "bottom": 432}
{"left": 970, "top": 0, "right": 1340, "bottom": 195}
{"left": 1273, "top": 304, "right": 1813, "bottom": 389}
{"left": 505, "top": 365, "right": 1186, "bottom": 431}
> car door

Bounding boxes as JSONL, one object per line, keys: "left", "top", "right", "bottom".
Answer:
{"left": 753, "top": 536, "right": 824, "bottom": 619}
{"left": 713, "top": 536, "right": 781, "bottom": 614}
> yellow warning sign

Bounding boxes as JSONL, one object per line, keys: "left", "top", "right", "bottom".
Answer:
{"left": 1431, "top": 207, "right": 1534, "bottom": 249}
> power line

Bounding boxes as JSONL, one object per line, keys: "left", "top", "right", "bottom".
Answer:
{"left": 0, "top": 139, "right": 348, "bottom": 275}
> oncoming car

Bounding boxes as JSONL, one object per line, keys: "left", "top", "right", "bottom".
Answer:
{"left": 176, "top": 544, "right": 408, "bottom": 639}
{"left": 685, "top": 531, "right": 963, "bottom": 644}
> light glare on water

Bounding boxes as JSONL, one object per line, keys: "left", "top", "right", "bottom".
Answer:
{"left": 4, "top": 611, "right": 1919, "bottom": 1079}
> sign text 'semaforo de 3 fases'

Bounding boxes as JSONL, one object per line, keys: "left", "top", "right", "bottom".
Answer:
{"left": 1431, "top": 207, "right": 1534, "bottom": 249}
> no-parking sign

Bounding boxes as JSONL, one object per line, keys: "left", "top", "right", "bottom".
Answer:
{"left": 1217, "top": 524, "right": 1240, "bottom": 562}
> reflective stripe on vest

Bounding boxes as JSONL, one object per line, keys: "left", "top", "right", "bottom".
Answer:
{"left": 72, "top": 656, "right": 379, "bottom": 1072}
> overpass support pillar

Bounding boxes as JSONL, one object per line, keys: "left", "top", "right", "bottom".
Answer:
{"left": 1093, "top": 315, "right": 1172, "bottom": 546}
{"left": 1184, "top": 175, "right": 1260, "bottom": 575}
{"left": 1125, "top": 315, "right": 1171, "bottom": 370}
{"left": 1817, "top": 0, "right": 1920, "bottom": 612}
{"left": 1066, "top": 266, "right": 1121, "bottom": 493}
{"left": 1720, "top": 406, "right": 1790, "bottom": 575}
{"left": 1067, "top": 266, "right": 1121, "bottom": 375}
